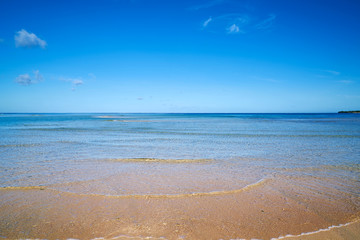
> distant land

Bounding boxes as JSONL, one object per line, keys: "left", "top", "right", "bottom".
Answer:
{"left": 338, "top": 110, "right": 360, "bottom": 113}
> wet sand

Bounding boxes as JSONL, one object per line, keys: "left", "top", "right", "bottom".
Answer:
{"left": 0, "top": 174, "right": 359, "bottom": 240}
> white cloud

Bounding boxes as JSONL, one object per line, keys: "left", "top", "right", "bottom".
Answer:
{"left": 203, "top": 17, "right": 212, "bottom": 27}
{"left": 60, "top": 77, "right": 83, "bottom": 84}
{"left": 59, "top": 75, "right": 90, "bottom": 91}
{"left": 70, "top": 79, "right": 83, "bottom": 91}
{"left": 72, "top": 79, "right": 84, "bottom": 86}
{"left": 15, "top": 29, "right": 47, "bottom": 48}
{"left": 15, "top": 70, "right": 43, "bottom": 85}
{"left": 15, "top": 74, "right": 32, "bottom": 85}
{"left": 227, "top": 24, "right": 240, "bottom": 33}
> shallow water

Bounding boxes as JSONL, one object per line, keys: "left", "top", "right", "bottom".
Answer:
{"left": 1, "top": 113, "right": 359, "bottom": 192}
{"left": 0, "top": 113, "right": 359, "bottom": 239}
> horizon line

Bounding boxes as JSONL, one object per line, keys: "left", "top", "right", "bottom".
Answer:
{"left": 0, "top": 112, "right": 354, "bottom": 114}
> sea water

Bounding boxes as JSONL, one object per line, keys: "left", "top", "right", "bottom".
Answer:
{"left": 0, "top": 113, "right": 359, "bottom": 196}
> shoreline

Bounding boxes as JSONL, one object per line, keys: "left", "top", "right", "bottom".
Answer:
{"left": 271, "top": 219, "right": 360, "bottom": 240}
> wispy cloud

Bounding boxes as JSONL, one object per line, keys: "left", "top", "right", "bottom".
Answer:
{"left": 203, "top": 17, "right": 212, "bottom": 27}
{"left": 202, "top": 13, "right": 276, "bottom": 34}
{"left": 315, "top": 70, "right": 342, "bottom": 80}
{"left": 88, "top": 73, "right": 97, "bottom": 80}
{"left": 202, "top": 13, "right": 250, "bottom": 34}
{"left": 255, "top": 14, "right": 276, "bottom": 30}
{"left": 15, "top": 70, "right": 43, "bottom": 85}
{"left": 15, "top": 29, "right": 47, "bottom": 49}
{"left": 190, "top": 0, "right": 226, "bottom": 10}
{"left": 341, "top": 94, "right": 360, "bottom": 99}
{"left": 336, "top": 80, "right": 354, "bottom": 84}
{"left": 0, "top": 38, "right": 4, "bottom": 43}
{"left": 227, "top": 24, "right": 240, "bottom": 33}
{"left": 324, "top": 70, "right": 340, "bottom": 75}
{"left": 252, "top": 76, "right": 280, "bottom": 83}
{"left": 34, "top": 70, "right": 44, "bottom": 82}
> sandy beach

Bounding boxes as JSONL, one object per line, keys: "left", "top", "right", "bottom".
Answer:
{"left": 1, "top": 172, "right": 359, "bottom": 240}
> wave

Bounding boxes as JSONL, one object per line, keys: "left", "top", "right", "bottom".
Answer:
{"left": 92, "top": 235, "right": 167, "bottom": 240}
{"left": 137, "top": 131, "right": 360, "bottom": 138}
{"left": 20, "top": 127, "right": 90, "bottom": 132}
{"left": 0, "top": 179, "right": 268, "bottom": 199}
{"left": 94, "top": 115, "right": 127, "bottom": 118}
{"left": 0, "top": 186, "right": 46, "bottom": 190}
{"left": 272, "top": 164, "right": 360, "bottom": 174}
{"left": 271, "top": 218, "right": 360, "bottom": 240}
{"left": 106, "top": 158, "right": 214, "bottom": 164}
{"left": 6, "top": 235, "right": 168, "bottom": 240}
{"left": 0, "top": 143, "right": 43, "bottom": 148}
{"left": 103, "top": 119, "right": 153, "bottom": 122}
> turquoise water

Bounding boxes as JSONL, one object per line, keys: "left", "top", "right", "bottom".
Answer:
{"left": 0, "top": 113, "right": 359, "bottom": 195}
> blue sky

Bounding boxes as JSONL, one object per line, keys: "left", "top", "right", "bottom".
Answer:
{"left": 0, "top": 0, "right": 359, "bottom": 113}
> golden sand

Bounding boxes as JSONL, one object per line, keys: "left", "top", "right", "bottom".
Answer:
{"left": 0, "top": 175, "right": 359, "bottom": 240}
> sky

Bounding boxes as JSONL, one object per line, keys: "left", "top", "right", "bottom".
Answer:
{"left": 0, "top": 0, "right": 359, "bottom": 113}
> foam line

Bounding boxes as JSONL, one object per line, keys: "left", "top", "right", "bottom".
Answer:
{"left": 107, "top": 158, "right": 214, "bottom": 163}
{"left": 56, "top": 178, "right": 269, "bottom": 199}
{"left": 271, "top": 218, "right": 360, "bottom": 240}
{"left": 0, "top": 179, "right": 269, "bottom": 199}
{"left": 93, "top": 235, "right": 167, "bottom": 240}
{"left": 0, "top": 186, "right": 46, "bottom": 190}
